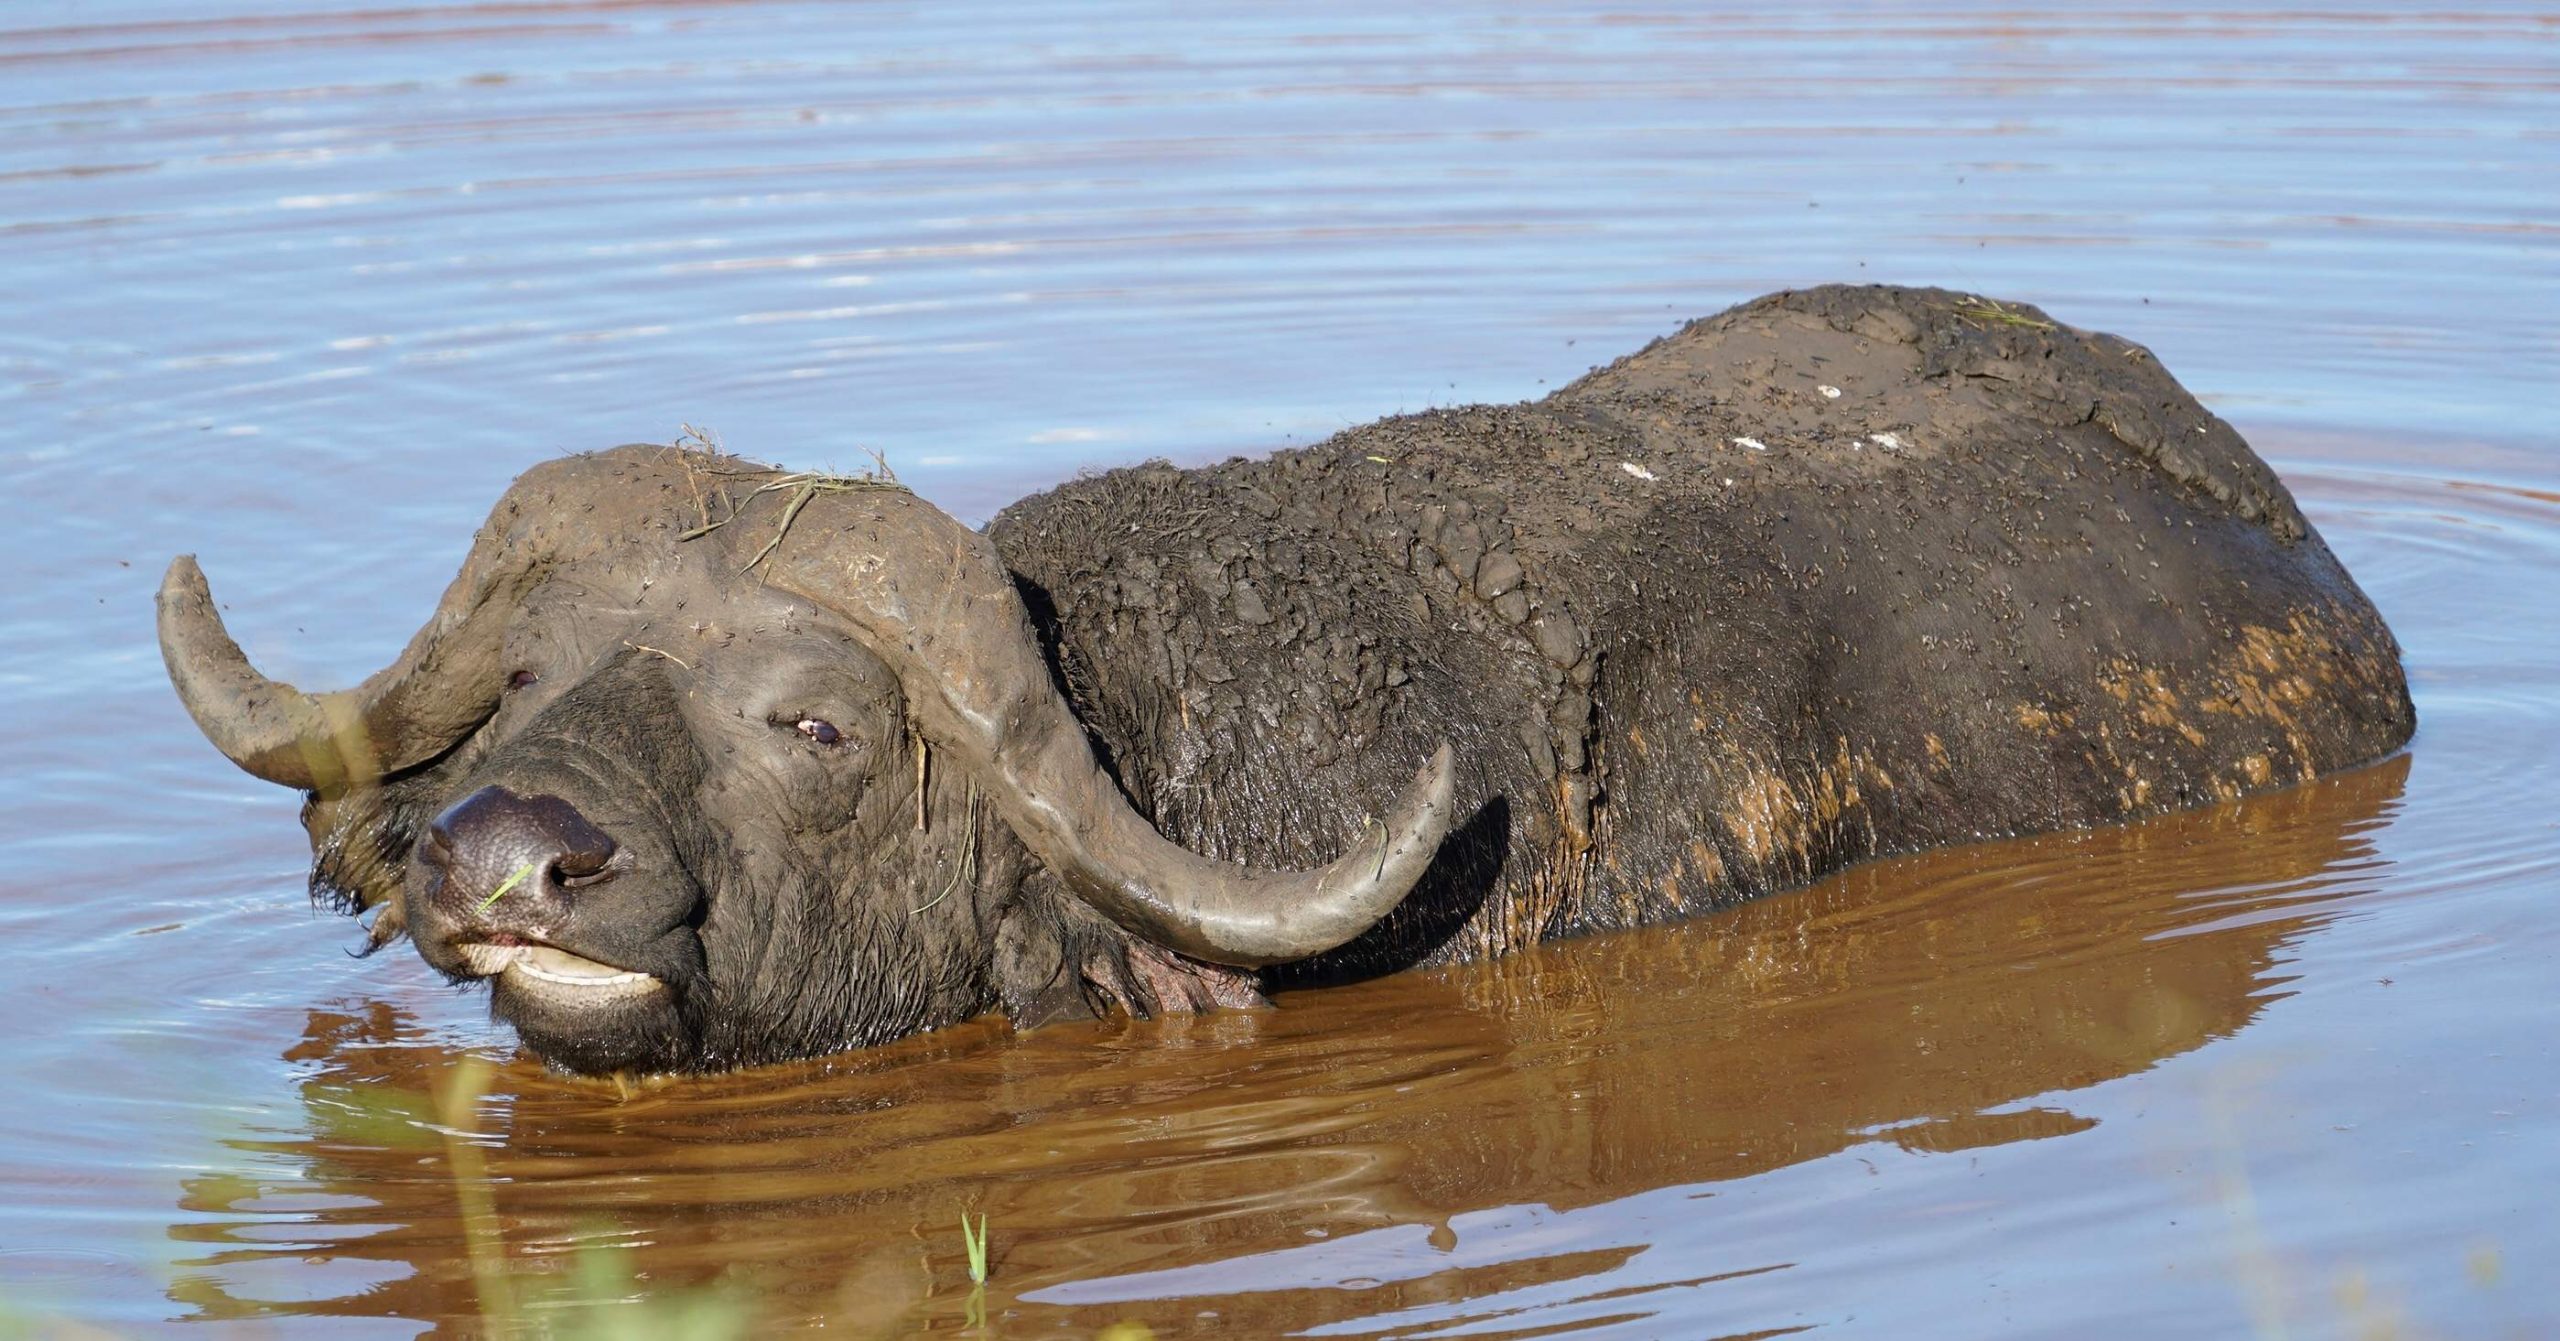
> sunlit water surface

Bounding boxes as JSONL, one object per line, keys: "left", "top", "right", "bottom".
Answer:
{"left": 1, "top": 3, "right": 2554, "bottom": 1337}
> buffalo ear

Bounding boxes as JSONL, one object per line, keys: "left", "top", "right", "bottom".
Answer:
{"left": 1070, "top": 922, "right": 1266, "bottom": 1022}
{"left": 989, "top": 874, "right": 1269, "bottom": 1031}
{"left": 990, "top": 886, "right": 1090, "bottom": 1030}
{"left": 1108, "top": 942, "right": 1267, "bottom": 1017}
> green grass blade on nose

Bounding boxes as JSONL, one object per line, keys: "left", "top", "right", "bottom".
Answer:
{"left": 476, "top": 861, "right": 538, "bottom": 916}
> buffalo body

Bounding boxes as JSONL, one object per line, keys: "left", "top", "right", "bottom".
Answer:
{"left": 160, "top": 285, "right": 2412, "bottom": 1073}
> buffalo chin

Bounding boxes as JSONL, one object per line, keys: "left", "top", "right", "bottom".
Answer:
{"left": 487, "top": 966, "right": 696, "bottom": 1076}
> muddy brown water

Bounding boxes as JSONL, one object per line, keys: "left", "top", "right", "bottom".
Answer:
{"left": 3, "top": 3, "right": 2556, "bottom": 1337}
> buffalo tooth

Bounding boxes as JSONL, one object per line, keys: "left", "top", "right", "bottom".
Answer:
{"left": 512, "top": 945, "right": 651, "bottom": 988}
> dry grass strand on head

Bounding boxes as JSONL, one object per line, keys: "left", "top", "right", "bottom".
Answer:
{"left": 1953, "top": 296, "right": 2058, "bottom": 331}
{"left": 675, "top": 449, "right": 907, "bottom": 575}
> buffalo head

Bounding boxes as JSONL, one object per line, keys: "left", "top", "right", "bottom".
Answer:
{"left": 159, "top": 445, "right": 1454, "bottom": 1074}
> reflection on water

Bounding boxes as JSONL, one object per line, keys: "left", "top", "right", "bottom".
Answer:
{"left": 3, "top": 2, "right": 2557, "bottom": 1337}
{"left": 171, "top": 757, "right": 2404, "bottom": 1334}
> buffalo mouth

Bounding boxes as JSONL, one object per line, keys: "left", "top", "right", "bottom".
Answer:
{"left": 456, "top": 941, "right": 662, "bottom": 1002}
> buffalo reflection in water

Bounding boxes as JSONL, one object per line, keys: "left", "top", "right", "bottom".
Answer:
{"left": 168, "top": 755, "right": 2404, "bottom": 1334}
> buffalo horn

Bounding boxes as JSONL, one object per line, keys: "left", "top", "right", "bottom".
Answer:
{"left": 760, "top": 486, "right": 1457, "bottom": 969}
{"left": 158, "top": 527, "right": 543, "bottom": 792}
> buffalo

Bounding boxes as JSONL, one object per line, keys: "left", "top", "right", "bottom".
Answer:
{"left": 160, "top": 285, "right": 2413, "bottom": 1076}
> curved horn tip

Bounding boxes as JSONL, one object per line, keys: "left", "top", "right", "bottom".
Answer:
{"left": 1409, "top": 741, "right": 1457, "bottom": 825}
{"left": 1210, "top": 740, "right": 1463, "bottom": 970}
{"left": 157, "top": 553, "right": 331, "bottom": 790}
{"left": 156, "top": 553, "right": 234, "bottom": 667}
{"left": 1360, "top": 739, "right": 1460, "bottom": 903}
{"left": 160, "top": 554, "right": 208, "bottom": 602}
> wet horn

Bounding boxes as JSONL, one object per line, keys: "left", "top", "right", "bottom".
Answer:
{"left": 158, "top": 507, "right": 551, "bottom": 793}
{"left": 760, "top": 486, "right": 1457, "bottom": 969}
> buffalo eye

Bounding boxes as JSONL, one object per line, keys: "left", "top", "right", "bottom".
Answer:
{"left": 507, "top": 669, "right": 540, "bottom": 690}
{"left": 795, "top": 717, "right": 845, "bottom": 747}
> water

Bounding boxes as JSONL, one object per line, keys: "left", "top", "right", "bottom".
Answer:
{"left": 2, "top": 2, "right": 2554, "bottom": 1335}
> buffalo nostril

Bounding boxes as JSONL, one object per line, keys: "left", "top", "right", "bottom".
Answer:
{"left": 549, "top": 844, "right": 617, "bottom": 887}
{"left": 541, "top": 805, "right": 617, "bottom": 888}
